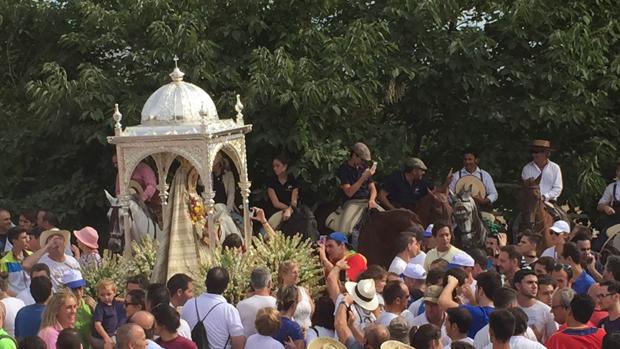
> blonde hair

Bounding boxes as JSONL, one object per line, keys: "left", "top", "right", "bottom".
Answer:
{"left": 255, "top": 307, "right": 281, "bottom": 336}
{"left": 278, "top": 260, "right": 299, "bottom": 286}
{"left": 97, "top": 278, "right": 117, "bottom": 292}
{"left": 40, "top": 289, "right": 76, "bottom": 329}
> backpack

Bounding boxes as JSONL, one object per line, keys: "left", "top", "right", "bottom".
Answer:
{"left": 191, "top": 301, "right": 224, "bottom": 349}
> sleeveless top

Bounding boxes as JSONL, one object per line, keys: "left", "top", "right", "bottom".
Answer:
{"left": 293, "top": 287, "right": 312, "bottom": 329}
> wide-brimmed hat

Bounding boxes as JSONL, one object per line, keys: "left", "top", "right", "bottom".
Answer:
{"left": 40, "top": 229, "right": 71, "bottom": 248}
{"left": 345, "top": 279, "right": 379, "bottom": 311}
{"left": 74, "top": 226, "right": 99, "bottom": 249}
{"left": 455, "top": 176, "right": 486, "bottom": 199}
{"left": 606, "top": 224, "right": 620, "bottom": 239}
{"left": 423, "top": 285, "right": 443, "bottom": 303}
{"left": 62, "top": 269, "right": 86, "bottom": 289}
{"left": 530, "top": 139, "right": 554, "bottom": 150}
{"left": 381, "top": 340, "right": 414, "bottom": 349}
{"left": 308, "top": 337, "right": 346, "bottom": 349}
{"left": 351, "top": 142, "right": 371, "bottom": 161}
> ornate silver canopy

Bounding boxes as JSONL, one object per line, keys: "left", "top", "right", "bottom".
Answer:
{"left": 107, "top": 58, "right": 252, "bottom": 256}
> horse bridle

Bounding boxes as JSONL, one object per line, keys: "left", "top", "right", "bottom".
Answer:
{"left": 108, "top": 202, "right": 156, "bottom": 253}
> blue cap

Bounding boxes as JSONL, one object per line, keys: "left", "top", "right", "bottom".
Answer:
{"left": 423, "top": 224, "right": 434, "bottom": 238}
{"left": 329, "top": 232, "right": 349, "bottom": 246}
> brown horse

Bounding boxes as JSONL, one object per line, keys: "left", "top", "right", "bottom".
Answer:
{"left": 413, "top": 187, "right": 454, "bottom": 228}
{"left": 518, "top": 175, "right": 569, "bottom": 248}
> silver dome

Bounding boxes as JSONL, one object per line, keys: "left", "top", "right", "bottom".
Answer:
{"left": 140, "top": 65, "right": 218, "bottom": 125}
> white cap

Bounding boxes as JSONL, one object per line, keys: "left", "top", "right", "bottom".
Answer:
{"left": 449, "top": 252, "right": 475, "bottom": 268}
{"left": 550, "top": 220, "right": 570, "bottom": 234}
{"left": 402, "top": 263, "right": 427, "bottom": 280}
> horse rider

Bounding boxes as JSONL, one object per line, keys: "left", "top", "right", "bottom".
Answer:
{"left": 448, "top": 148, "right": 498, "bottom": 210}
{"left": 593, "top": 159, "right": 620, "bottom": 250}
{"left": 521, "top": 139, "right": 563, "bottom": 202}
{"left": 378, "top": 157, "right": 430, "bottom": 211}
{"left": 326, "top": 142, "right": 382, "bottom": 238}
{"left": 113, "top": 154, "right": 162, "bottom": 225}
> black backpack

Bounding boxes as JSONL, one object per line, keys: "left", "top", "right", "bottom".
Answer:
{"left": 191, "top": 301, "right": 224, "bottom": 349}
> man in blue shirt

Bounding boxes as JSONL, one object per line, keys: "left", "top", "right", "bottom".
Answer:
{"left": 439, "top": 271, "right": 500, "bottom": 338}
{"left": 561, "top": 242, "right": 595, "bottom": 295}
{"left": 378, "top": 157, "right": 430, "bottom": 211}
{"left": 14, "top": 276, "right": 52, "bottom": 339}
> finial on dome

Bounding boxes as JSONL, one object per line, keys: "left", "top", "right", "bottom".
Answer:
{"left": 199, "top": 102, "right": 208, "bottom": 125}
{"left": 235, "top": 94, "right": 244, "bottom": 125}
{"left": 113, "top": 103, "right": 123, "bottom": 135}
{"left": 169, "top": 55, "right": 185, "bottom": 82}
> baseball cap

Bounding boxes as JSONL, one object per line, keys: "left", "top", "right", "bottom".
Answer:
{"left": 423, "top": 285, "right": 443, "bottom": 303}
{"left": 62, "top": 269, "right": 86, "bottom": 289}
{"left": 550, "top": 220, "right": 570, "bottom": 234}
{"left": 423, "top": 224, "right": 434, "bottom": 238}
{"left": 402, "top": 263, "right": 427, "bottom": 280}
{"left": 328, "top": 232, "right": 350, "bottom": 246}
{"left": 448, "top": 252, "right": 475, "bottom": 269}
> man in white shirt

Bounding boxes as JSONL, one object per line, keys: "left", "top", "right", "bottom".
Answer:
{"left": 388, "top": 229, "right": 426, "bottom": 274}
{"left": 236, "top": 267, "right": 277, "bottom": 337}
{"left": 514, "top": 269, "right": 557, "bottom": 343}
{"left": 181, "top": 267, "right": 245, "bottom": 349}
{"left": 22, "top": 229, "right": 79, "bottom": 291}
{"left": 521, "top": 139, "right": 562, "bottom": 202}
{"left": 167, "top": 273, "right": 194, "bottom": 310}
{"left": 449, "top": 149, "right": 498, "bottom": 206}
{"left": 145, "top": 283, "right": 192, "bottom": 339}
{"left": 411, "top": 285, "right": 451, "bottom": 346}
{"left": 376, "top": 280, "right": 413, "bottom": 326}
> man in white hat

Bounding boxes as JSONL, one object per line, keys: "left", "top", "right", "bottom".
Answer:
{"left": 335, "top": 287, "right": 390, "bottom": 349}
{"left": 22, "top": 229, "right": 79, "bottom": 291}
{"left": 339, "top": 278, "right": 380, "bottom": 331}
{"left": 402, "top": 263, "right": 427, "bottom": 303}
{"left": 541, "top": 220, "right": 570, "bottom": 259}
{"left": 521, "top": 139, "right": 563, "bottom": 202}
{"left": 378, "top": 157, "right": 430, "bottom": 211}
{"left": 448, "top": 149, "right": 498, "bottom": 208}
{"left": 375, "top": 280, "right": 413, "bottom": 327}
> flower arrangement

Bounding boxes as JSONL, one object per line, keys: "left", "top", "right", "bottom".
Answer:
{"left": 189, "top": 195, "right": 206, "bottom": 226}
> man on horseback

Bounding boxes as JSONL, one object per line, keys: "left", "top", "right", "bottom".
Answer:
{"left": 521, "top": 140, "right": 562, "bottom": 202}
{"left": 378, "top": 157, "right": 430, "bottom": 210}
{"left": 448, "top": 149, "right": 498, "bottom": 209}
{"left": 594, "top": 160, "right": 620, "bottom": 250}
{"left": 327, "top": 142, "right": 381, "bottom": 236}
{"left": 113, "top": 154, "right": 162, "bottom": 225}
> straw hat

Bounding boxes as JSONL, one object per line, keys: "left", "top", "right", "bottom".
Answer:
{"left": 39, "top": 229, "right": 71, "bottom": 248}
{"left": 308, "top": 337, "right": 347, "bottom": 349}
{"left": 455, "top": 176, "right": 486, "bottom": 199}
{"left": 128, "top": 179, "right": 144, "bottom": 198}
{"left": 345, "top": 279, "right": 379, "bottom": 311}
{"left": 380, "top": 340, "right": 415, "bottom": 349}
{"left": 530, "top": 139, "right": 554, "bottom": 150}
{"left": 606, "top": 224, "right": 620, "bottom": 239}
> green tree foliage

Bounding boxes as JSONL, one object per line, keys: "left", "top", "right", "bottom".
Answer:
{"left": 1, "top": 0, "right": 618, "bottom": 231}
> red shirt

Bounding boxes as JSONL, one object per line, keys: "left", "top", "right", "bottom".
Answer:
{"left": 590, "top": 309, "right": 609, "bottom": 326}
{"left": 544, "top": 326, "right": 606, "bottom": 349}
{"left": 156, "top": 336, "right": 199, "bottom": 349}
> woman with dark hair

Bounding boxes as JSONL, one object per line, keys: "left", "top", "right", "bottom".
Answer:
{"left": 124, "top": 289, "right": 145, "bottom": 319}
{"left": 272, "top": 285, "right": 304, "bottom": 349}
{"left": 266, "top": 154, "right": 299, "bottom": 228}
{"left": 410, "top": 324, "right": 442, "bottom": 349}
{"left": 305, "top": 294, "right": 335, "bottom": 342}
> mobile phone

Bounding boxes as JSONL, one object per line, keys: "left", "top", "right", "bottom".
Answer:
{"left": 250, "top": 207, "right": 257, "bottom": 217}
{"left": 339, "top": 269, "right": 347, "bottom": 282}
{"left": 370, "top": 161, "right": 377, "bottom": 172}
{"left": 319, "top": 235, "right": 327, "bottom": 245}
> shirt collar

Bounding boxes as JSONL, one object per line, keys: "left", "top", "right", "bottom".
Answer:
{"left": 461, "top": 167, "right": 480, "bottom": 175}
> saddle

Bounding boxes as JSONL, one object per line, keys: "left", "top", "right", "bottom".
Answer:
{"left": 544, "top": 201, "right": 564, "bottom": 221}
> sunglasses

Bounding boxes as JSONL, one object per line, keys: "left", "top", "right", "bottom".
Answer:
{"left": 554, "top": 263, "right": 572, "bottom": 271}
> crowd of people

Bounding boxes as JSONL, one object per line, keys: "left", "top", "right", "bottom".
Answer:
{"left": 0, "top": 138, "right": 619, "bottom": 349}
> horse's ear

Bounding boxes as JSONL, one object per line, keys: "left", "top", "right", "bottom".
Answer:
{"left": 104, "top": 189, "right": 115, "bottom": 204}
{"left": 534, "top": 173, "right": 542, "bottom": 185}
{"left": 467, "top": 184, "right": 473, "bottom": 193}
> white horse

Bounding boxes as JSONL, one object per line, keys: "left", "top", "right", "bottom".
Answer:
{"left": 453, "top": 185, "right": 488, "bottom": 251}
{"left": 105, "top": 190, "right": 161, "bottom": 253}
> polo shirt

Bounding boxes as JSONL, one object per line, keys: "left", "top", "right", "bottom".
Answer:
{"left": 180, "top": 293, "right": 244, "bottom": 349}
{"left": 267, "top": 176, "right": 299, "bottom": 207}
{"left": 461, "top": 304, "right": 494, "bottom": 338}
{"left": 14, "top": 303, "right": 44, "bottom": 339}
{"left": 544, "top": 327, "right": 606, "bottom": 349}
{"left": 382, "top": 171, "right": 429, "bottom": 208}
{"left": 0, "top": 328, "right": 16, "bottom": 349}
{"left": 0, "top": 250, "right": 32, "bottom": 294}
{"left": 572, "top": 271, "right": 595, "bottom": 295}
{"left": 337, "top": 162, "right": 372, "bottom": 201}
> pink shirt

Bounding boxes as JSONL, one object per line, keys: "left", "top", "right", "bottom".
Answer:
{"left": 115, "top": 162, "right": 158, "bottom": 201}
{"left": 38, "top": 324, "right": 62, "bottom": 349}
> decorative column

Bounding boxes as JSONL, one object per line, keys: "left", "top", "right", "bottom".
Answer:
{"left": 239, "top": 180, "right": 252, "bottom": 244}
{"left": 201, "top": 166, "right": 217, "bottom": 250}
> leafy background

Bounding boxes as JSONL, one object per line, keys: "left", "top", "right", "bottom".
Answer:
{"left": 1, "top": 0, "right": 619, "bottom": 237}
